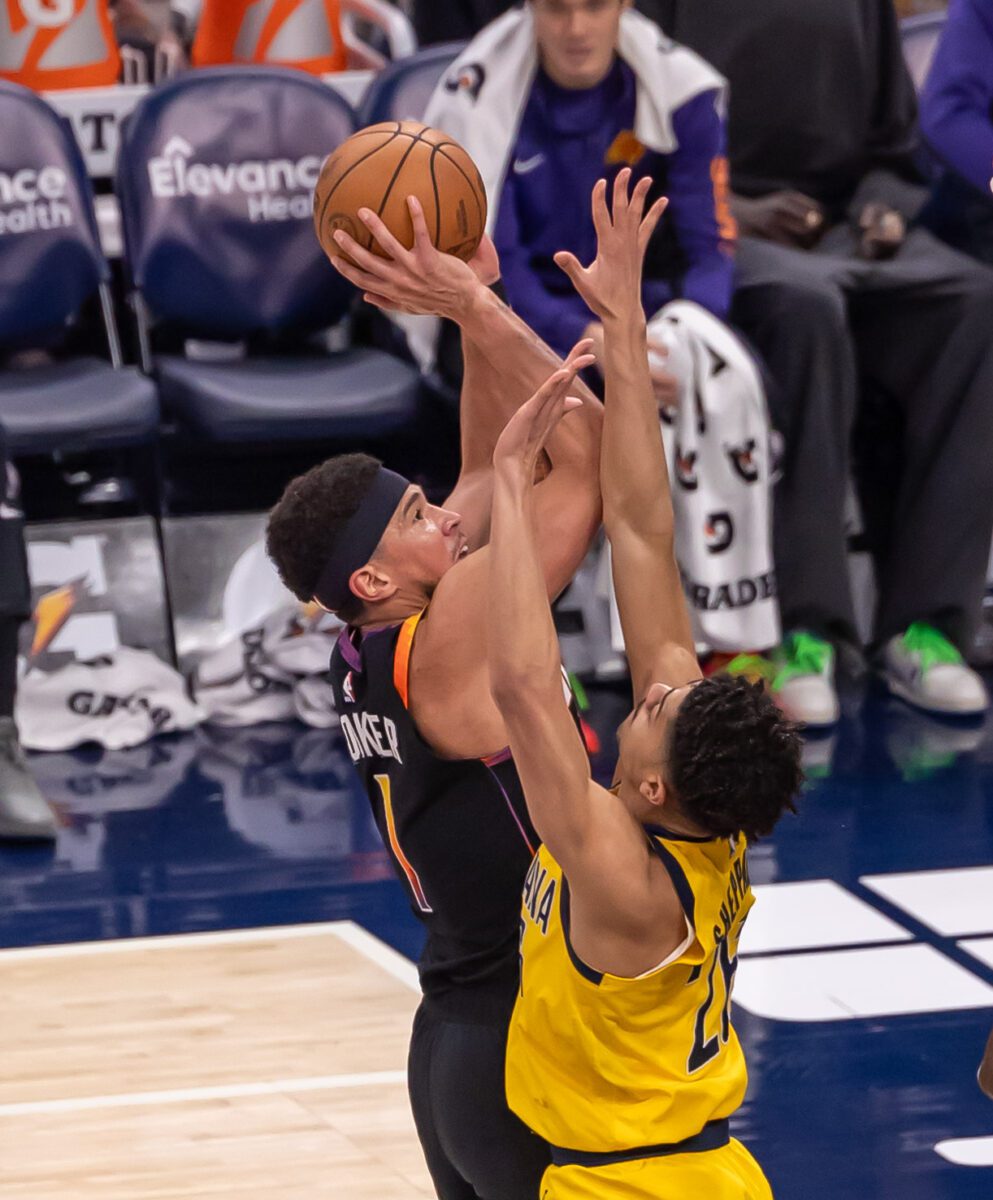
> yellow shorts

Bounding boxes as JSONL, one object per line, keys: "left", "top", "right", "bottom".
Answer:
{"left": 539, "top": 1137, "right": 773, "bottom": 1200}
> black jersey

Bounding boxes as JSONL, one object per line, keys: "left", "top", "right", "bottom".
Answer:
{"left": 329, "top": 609, "right": 576, "bottom": 1019}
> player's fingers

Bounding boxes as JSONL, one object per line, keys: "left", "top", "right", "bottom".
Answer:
{"left": 612, "top": 168, "right": 632, "bottom": 226}
{"left": 553, "top": 250, "right": 586, "bottom": 285}
{"left": 639, "top": 195, "right": 669, "bottom": 247}
{"left": 330, "top": 229, "right": 395, "bottom": 278}
{"left": 563, "top": 337, "right": 595, "bottom": 367}
{"left": 591, "top": 178, "right": 611, "bottom": 241}
{"left": 329, "top": 253, "right": 390, "bottom": 294}
{"left": 630, "top": 175, "right": 653, "bottom": 224}
{"left": 362, "top": 291, "right": 400, "bottom": 311}
{"left": 406, "top": 196, "right": 433, "bottom": 254}
{"left": 356, "top": 206, "right": 412, "bottom": 264}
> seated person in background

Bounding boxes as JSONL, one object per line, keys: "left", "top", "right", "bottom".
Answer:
{"left": 429, "top": 0, "right": 735, "bottom": 401}
{"left": 0, "top": 1, "right": 182, "bottom": 89}
{"left": 425, "top": 2, "right": 782, "bottom": 667}
{"left": 919, "top": 0, "right": 993, "bottom": 265}
{"left": 0, "top": 429, "right": 55, "bottom": 842}
{"left": 651, "top": 0, "right": 993, "bottom": 725}
{"left": 168, "top": 0, "right": 346, "bottom": 73}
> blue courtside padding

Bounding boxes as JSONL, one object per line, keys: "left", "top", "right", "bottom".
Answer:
{"left": 0, "top": 81, "right": 158, "bottom": 455}
{"left": 116, "top": 66, "right": 420, "bottom": 444}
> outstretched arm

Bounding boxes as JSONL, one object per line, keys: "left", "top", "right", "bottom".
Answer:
{"left": 330, "top": 201, "right": 603, "bottom": 544}
{"left": 557, "top": 172, "right": 699, "bottom": 699}
{"left": 488, "top": 372, "right": 686, "bottom": 971}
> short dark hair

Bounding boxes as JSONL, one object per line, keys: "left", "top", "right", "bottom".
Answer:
{"left": 266, "top": 453, "right": 382, "bottom": 622}
{"left": 668, "top": 675, "right": 803, "bottom": 842}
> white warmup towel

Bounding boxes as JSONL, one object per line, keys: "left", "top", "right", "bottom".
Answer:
{"left": 609, "top": 301, "right": 780, "bottom": 654}
{"left": 397, "top": 6, "right": 726, "bottom": 368}
{"left": 17, "top": 648, "right": 204, "bottom": 751}
{"left": 191, "top": 605, "right": 343, "bottom": 728}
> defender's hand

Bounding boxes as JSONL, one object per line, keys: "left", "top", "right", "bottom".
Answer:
{"left": 554, "top": 170, "right": 667, "bottom": 323}
{"left": 329, "top": 196, "right": 486, "bottom": 321}
{"left": 493, "top": 348, "right": 594, "bottom": 481}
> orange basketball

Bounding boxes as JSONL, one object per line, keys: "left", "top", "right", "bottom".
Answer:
{"left": 313, "top": 120, "right": 488, "bottom": 266}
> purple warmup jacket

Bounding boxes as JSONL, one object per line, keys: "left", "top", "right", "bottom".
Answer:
{"left": 920, "top": 0, "right": 993, "bottom": 197}
{"left": 494, "top": 57, "right": 734, "bottom": 357}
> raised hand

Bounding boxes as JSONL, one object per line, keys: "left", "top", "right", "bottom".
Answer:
{"left": 555, "top": 169, "right": 667, "bottom": 323}
{"left": 328, "top": 196, "right": 494, "bottom": 320}
{"left": 493, "top": 347, "right": 595, "bottom": 480}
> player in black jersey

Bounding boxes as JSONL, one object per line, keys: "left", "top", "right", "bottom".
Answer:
{"left": 267, "top": 198, "right": 604, "bottom": 1200}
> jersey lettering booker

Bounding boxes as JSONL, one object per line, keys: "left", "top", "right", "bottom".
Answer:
{"left": 329, "top": 609, "right": 575, "bottom": 1013}
{"left": 507, "top": 829, "right": 754, "bottom": 1153}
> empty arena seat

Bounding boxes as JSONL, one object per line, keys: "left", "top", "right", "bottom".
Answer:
{"left": 900, "top": 12, "right": 947, "bottom": 92}
{"left": 358, "top": 41, "right": 466, "bottom": 125}
{"left": 116, "top": 67, "right": 420, "bottom": 444}
{"left": 0, "top": 82, "right": 158, "bottom": 456}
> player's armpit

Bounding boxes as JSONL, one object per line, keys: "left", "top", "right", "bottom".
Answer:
{"left": 504, "top": 704, "right": 689, "bottom": 976}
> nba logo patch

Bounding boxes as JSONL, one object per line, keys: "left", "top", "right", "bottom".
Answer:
{"left": 343, "top": 671, "right": 356, "bottom": 704}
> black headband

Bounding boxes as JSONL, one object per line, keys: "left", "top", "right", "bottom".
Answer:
{"left": 313, "top": 467, "right": 411, "bottom": 611}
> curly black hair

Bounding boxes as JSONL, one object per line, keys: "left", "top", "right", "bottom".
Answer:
{"left": 266, "top": 453, "right": 382, "bottom": 622}
{"left": 668, "top": 675, "right": 803, "bottom": 842}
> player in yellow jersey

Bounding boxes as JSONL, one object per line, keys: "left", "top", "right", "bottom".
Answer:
{"left": 485, "top": 171, "right": 804, "bottom": 1199}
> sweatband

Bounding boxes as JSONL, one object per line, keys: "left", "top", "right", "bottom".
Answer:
{"left": 313, "top": 467, "right": 410, "bottom": 612}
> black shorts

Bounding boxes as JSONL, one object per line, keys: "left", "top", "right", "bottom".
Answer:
{"left": 408, "top": 998, "right": 550, "bottom": 1200}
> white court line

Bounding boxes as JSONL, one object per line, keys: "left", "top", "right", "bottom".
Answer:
{"left": 0, "top": 921, "right": 420, "bottom": 1117}
{"left": 0, "top": 919, "right": 397, "bottom": 962}
{"left": 331, "top": 921, "right": 420, "bottom": 992}
{"left": 934, "top": 1136, "right": 993, "bottom": 1167}
{"left": 0, "top": 1071, "right": 409, "bottom": 1119}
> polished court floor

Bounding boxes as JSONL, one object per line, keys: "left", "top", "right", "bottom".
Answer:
{"left": 1, "top": 686, "right": 992, "bottom": 1199}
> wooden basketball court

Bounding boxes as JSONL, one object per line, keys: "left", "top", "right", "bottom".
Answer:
{"left": 0, "top": 924, "right": 432, "bottom": 1199}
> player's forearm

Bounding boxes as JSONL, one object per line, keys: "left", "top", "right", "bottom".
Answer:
{"left": 458, "top": 286, "right": 603, "bottom": 473}
{"left": 600, "top": 312, "right": 675, "bottom": 543}
{"left": 488, "top": 469, "right": 566, "bottom": 704}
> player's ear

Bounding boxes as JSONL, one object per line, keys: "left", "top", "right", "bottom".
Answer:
{"left": 350, "top": 561, "right": 397, "bottom": 606}
{"left": 639, "top": 771, "right": 665, "bottom": 809}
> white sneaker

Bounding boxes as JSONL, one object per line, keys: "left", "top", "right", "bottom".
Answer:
{"left": 880, "top": 623, "right": 989, "bottom": 717}
{"left": 770, "top": 633, "right": 840, "bottom": 728}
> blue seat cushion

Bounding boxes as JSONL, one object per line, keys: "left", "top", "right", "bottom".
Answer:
{"left": 0, "top": 358, "right": 159, "bottom": 455}
{"left": 156, "top": 348, "right": 421, "bottom": 443}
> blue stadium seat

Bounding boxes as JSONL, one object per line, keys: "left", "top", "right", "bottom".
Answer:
{"left": 116, "top": 67, "right": 420, "bottom": 445}
{"left": 0, "top": 82, "right": 158, "bottom": 456}
{"left": 900, "top": 12, "right": 947, "bottom": 92}
{"left": 359, "top": 41, "right": 466, "bottom": 126}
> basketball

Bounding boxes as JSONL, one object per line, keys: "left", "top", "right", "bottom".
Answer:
{"left": 313, "top": 120, "right": 488, "bottom": 266}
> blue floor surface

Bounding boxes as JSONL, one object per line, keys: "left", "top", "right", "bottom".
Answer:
{"left": 2, "top": 686, "right": 992, "bottom": 1199}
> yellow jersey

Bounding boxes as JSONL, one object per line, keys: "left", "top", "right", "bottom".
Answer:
{"left": 506, "top": 826, "right": 754, "bottom": 1155}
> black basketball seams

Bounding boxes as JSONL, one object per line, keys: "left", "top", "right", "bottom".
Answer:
{"left": 318, "top": 126, "right": 482, "bottom": 256}
{"left": 374, "top": 135, "right": 427, "bottom": 251}
{"left": 317, "top": 130, "right": 400, "bottom": 235}
{"left": 432, "top": 142, "right": 486, "bottom": 226}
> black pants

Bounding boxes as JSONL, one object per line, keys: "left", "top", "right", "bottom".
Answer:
{"left": 408, "top": 999, "right": 550, "bottom": 1200}
{"left": 731, "top": 226, "right": 993, "bottom": 652}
